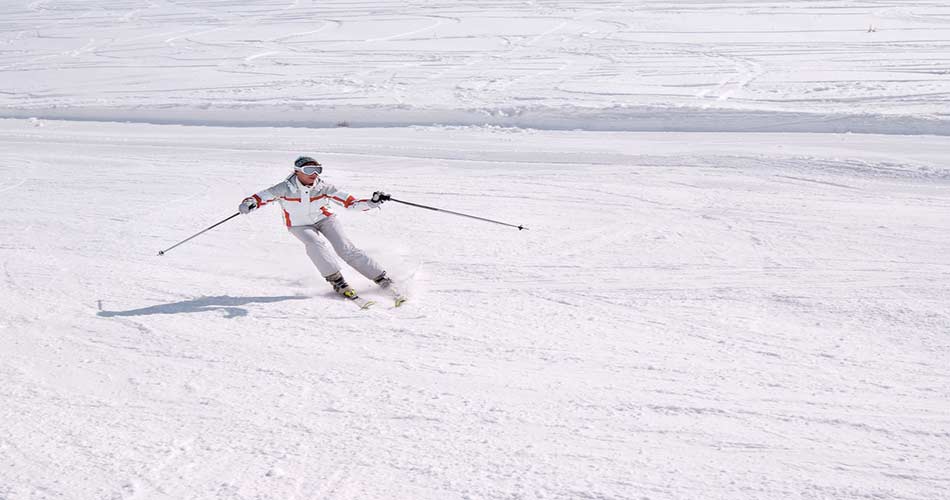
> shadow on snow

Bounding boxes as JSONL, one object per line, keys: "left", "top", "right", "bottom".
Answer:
{"left": 97, "top": 295, "right": 310, "bottom": 319}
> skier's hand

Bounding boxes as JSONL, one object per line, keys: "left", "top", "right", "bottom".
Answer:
{"left": 239, "top": 198, "right": 258, "bottom": 214}
{"left": 371, "top": 191, "right": 390, "bottom": 204}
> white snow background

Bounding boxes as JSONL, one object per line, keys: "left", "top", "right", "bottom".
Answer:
{"left": 1, "top": 1, "right": 949, "bottom": 499}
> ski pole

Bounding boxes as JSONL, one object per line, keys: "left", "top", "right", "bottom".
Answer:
{"left": 388, "top": 197, "right": 527, "bottom": 231}
{"left": 157, "top": 212, "right": 241, "bottom": 256}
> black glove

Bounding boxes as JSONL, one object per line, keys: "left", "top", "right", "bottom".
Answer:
{"left": 371, "top": 191, "right": 391, "bottom": 204}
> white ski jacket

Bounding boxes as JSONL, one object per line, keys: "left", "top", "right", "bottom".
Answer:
{"left": 248, "top": 174, "right": 380, "bottom": 227}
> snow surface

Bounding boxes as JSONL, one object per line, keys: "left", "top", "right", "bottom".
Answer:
{"left": 2, "top": 0, "right": 950, "bottom": 133}
{"left": 2, "top": 1, "right": 950, "bottom": 500}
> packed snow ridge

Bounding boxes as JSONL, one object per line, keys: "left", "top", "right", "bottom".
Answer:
{"left": 2, "top": 0, "right": 949, "bottom": 134}
{"left": 4, "top": 105, "right": 950, "bottom": 135}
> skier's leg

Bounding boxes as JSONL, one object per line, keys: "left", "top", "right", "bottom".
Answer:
{"left": 317, "top": 216, "right": 386, "bottom": 280}
{"left": 317, "top": 218, "right": 407, "bottom": 305}
{"left": 288, "top": 225, "right": 341, "bottom": 278}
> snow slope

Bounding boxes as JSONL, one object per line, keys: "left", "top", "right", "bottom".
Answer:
{"left": 2, "top": 120, "right": 949, "bottom": 499}
{"left": 2, "top": 0, "right": 950, "bottom": 133}
{"left": 2, "top": 1, "right": 950, "bottom": 499}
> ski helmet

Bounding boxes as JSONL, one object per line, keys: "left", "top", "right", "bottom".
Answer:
{"left": 294, "top": 156, "right": 321, "bottom": 169}
{"left": 294, "top": 156, "right": 322, "bottom": 174}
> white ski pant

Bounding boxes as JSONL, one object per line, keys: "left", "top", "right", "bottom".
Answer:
{"left": 288, "top": 216, "right": 385, "bottom": 280}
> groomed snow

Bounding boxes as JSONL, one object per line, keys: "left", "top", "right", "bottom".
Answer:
{"left": 2, "top": 120, "right": 948, "bottom": 499}
{"left": 2, "top": 0, "right": 950, "bottom": 133}
{"left": 2, "top": 1, "right": 950, "bottom": 499}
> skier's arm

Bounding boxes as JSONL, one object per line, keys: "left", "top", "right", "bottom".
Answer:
{"left": 325, "top": 184, "right": 384, "bottom": 211}
{"left": 239, "top": 184, "right": 282, "bottom": 214}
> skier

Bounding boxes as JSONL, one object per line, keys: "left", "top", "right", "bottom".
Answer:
{"left": 238, "top": 156, "right": 404, "bottom": 307}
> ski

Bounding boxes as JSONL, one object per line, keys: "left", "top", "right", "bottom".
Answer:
{"left": 341, "top": 288, "right": 375, "bottom": 309}
{"left": 348, "top": 295, "right": 375, "bottom": 310}
{"left": 372, "top": 273, "right": 411, "bottom": 308}
{"left": 388, "top": 286, "right": 408, "bottom": 307}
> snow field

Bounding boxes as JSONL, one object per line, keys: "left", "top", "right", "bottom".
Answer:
{"left": 1, "top": 119, "right": 948, "bottom": 499}
{"left": 1, "top": 0, "right": 949, "bottom": 133}
{"left": 3, "top": 0, "right": 950, "bottom": 497}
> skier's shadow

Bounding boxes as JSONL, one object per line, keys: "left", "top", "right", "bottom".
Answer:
{"left": 97, "top": 295, "right": 310, "bottom": 319}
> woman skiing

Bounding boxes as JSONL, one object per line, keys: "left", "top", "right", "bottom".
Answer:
{"left": 238, "top": 156, "right": 404, "bottom": 307}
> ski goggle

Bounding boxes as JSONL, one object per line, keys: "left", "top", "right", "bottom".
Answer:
{"left": 295, "top": 164, "right": 323, "bottom": 175}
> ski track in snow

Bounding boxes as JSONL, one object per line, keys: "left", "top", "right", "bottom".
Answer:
{"left": 1, "top": 120, "right": 949, "bottom": 499}
{"left": 1, "top": 0, "right": 950, "bottom": 133}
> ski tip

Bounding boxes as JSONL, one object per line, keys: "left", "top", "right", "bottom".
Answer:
{"left": 157, "top": 250, "right": 165, "bottom": 256}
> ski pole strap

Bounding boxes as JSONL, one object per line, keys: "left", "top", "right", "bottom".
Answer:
{"left": 158, "top": 212, "right": 241, "bottom": 256}
{"left": 388, "top": 198, "right": 527, "bottom": 231}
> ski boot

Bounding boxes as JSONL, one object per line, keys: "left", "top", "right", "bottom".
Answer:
{"left": 326, "top": 272, "right": 373, "bottom": 308}
{"left": 374, "top": 272, "right": 408, "bottom": 307}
